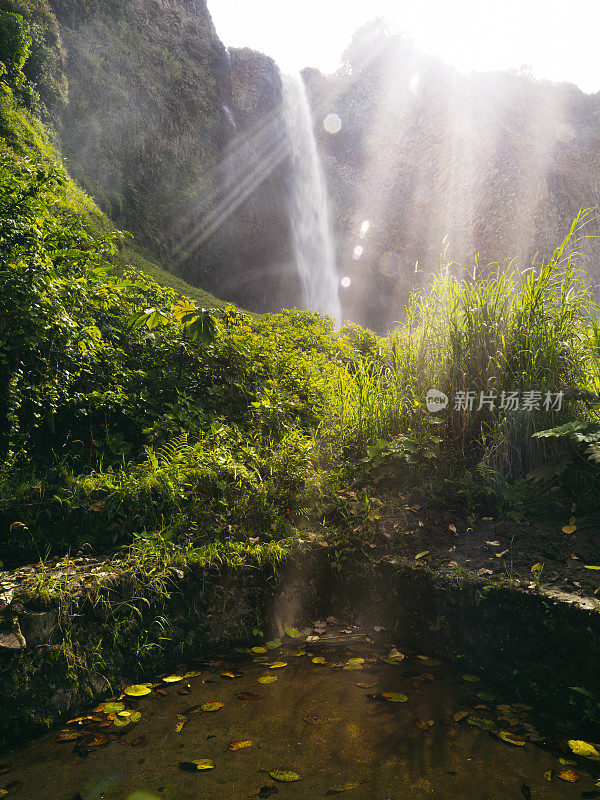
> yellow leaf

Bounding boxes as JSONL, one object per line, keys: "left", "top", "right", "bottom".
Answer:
{"left": 285, "top": 627, "right": 301, "bottom": 638}
{"left": 567, "top": 740, "right": 600, "bottom": 760}
{"left": 258, "top": 675, "right": 278, "bottom": 684}
{"left": 201, "top": 702, "right": 224, "bottom": 712}
{"left": 269, "top": 662, "right": 287, "bottom": 669}
{"left": 453, "top": 711, "right": 469, "bottom": 723}
{"left": 498, "top": 731, "right": 526, "bottom": 746}
{"left": 228, "top": 740, "right": 253, "bottom": 751}
{"left": 562, "top": 524, "right": 577, "bottom": 535}
{"left": 312, "top": 657, "right": 326, "bottom": 664}
{"left": 162, "top": 675, "right": 183, "bottom": 683}
{"left": 269, "top": 770, "right": 302, "bottom": 782}
{"left": 252, "top": 646, "right": 267, "bottom": 654}
{"left": 124, "top": 684, "right": 152, "bottom": 697}
{"left": 382, "top": 692, "right": 408, "bottom": 703}
{"left": 175, "top": 716, "right": 189, "bottom": 733}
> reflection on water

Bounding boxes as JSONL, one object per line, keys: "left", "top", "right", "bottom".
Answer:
{"left": 2, "top": 631, "right": 598, "bottom": 799}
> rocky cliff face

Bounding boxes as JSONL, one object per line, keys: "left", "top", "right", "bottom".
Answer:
{"left": 305, "top": 27, "right": 600, "bottom": 331}
{"left": 46, "top": 0, "right": 295, "bottom": 311}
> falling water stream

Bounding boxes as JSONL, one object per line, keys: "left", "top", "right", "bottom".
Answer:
{"left": 282, "top": 73, "right": 341, "bottom": 324}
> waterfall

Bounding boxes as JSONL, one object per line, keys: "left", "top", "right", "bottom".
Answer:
{"left": 282, "top": 73, "right": 341, "bottom": 324}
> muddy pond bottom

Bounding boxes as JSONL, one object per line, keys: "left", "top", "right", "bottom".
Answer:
{"left": 2, "top": 633, "right": 599, "bottom": 800}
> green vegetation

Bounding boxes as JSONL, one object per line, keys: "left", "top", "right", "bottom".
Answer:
{"left": 2, "top": 109, "right": 599, "bottom": 568}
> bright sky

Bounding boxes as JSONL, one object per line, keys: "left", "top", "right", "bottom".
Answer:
{"left": 207, "top": 0, "right": 600, "bottom": 94}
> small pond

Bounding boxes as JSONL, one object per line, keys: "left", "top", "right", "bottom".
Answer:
{"left": 2, "top": 627, "right": 598, "bottom": 800}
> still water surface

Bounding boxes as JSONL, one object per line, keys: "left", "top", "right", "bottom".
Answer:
{"left": 3, "top": 634, "right": 597, "bottom": 799}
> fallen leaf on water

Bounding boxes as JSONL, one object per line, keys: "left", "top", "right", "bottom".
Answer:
{"left": 201, "top": 702, "right": 224, "bottom": 712}
{"left": 258, "top": 675, "right": 278, "bottom": 684}
{"left": 285, "top": 627, "right": 301, "bottom": 638}
{"left": 175, "top": 715, "right": 189, "bottom": 732}
{"left": 562, "top": 524, "right": 577, "bottom": 535}
{"left": 567, "top": 739, "right": 600, "bottom": 760}
{"left": 543, "top": 770, "right": 553, "bottom": 782}
{"left": 269, "top": 662, "right": 287, "bottom": 669}
{"left": 346, "top": 658, "right": 366, "bottom": 667}
{"left": 229, "top": 739, "right": 253, "bottom": 751}
{"left": 326, "top": 781, "right": 362, "bottom": 794}
{"left": 415, "top": 719, "right": 435, "bottom": 731}
{"left": 476, "top": 692, "right": 495, "bottom": 702}
{"left": 124, "top": 684, "right": 152, "bottom": 697}
{"left": 57, "top": 730, "right": 80, "bottom": 742}
{"left": 312, "top": 657, "right": 326, "bottom": 664}
{"left": 382, "top": 692, "right": 408, "bottom": 703}
{"left": 179, "top": 759, "right": 215, "bottom": 771}
{"left": 113, "top": 710, "right": 141, "bottom": 728}
{"left": 355, "top": 682, "right": 374, "bottom": 689}
{"left": 462, "top": 674, "right": 481, "bottom": 683}
{"left": 269, "top": 771, "right": 302, "bottom": 782}
{"left": 100, "top": 702, "right": 125, "bottom": 714}
{"left": 162, "top": 674, "right": 183, "bottom": 683}
{"left": 177, "top": 683, "right": 192, "bottom": 695}
{"left": 252, "top": 647, "right": 267, "bottom": 654}
{"left": 557, "top": 769, "right": 579, "bottom": 783}
{"left": 496, "top": 549, "right": 509, "bottom": 558}
{"left": 415, "top": 551, "right": 429, "bottom": 560}
{"left": 584, "top": 565, "right": 600, "bottom": 570}
{"left": 238, "top": 692, "right": 260, "bottom": 700}
{"left": 453, "top": 711, "right": 469, "bottom": 723}
{"left": 498, "top": 731, "right": 525, "bottom": 746}
{"left": 265, "top": 638, "right": 282, "bottom": 649}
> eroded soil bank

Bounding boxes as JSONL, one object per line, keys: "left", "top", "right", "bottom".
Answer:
{"left": 0, "top": 526, "right": 599, "bottom": 753}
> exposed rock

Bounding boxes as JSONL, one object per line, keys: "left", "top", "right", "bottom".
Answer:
{"left": 0, "top": 618, "right": 26, "bottom": 651}
{"left": 20, "top": 609, "right": 58, "bottom": 646}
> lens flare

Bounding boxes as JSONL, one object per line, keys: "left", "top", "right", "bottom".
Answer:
{"left": 353, "top": 245, "right": 363, "bottom": 260}
{"left": 340, "top": 276, "right": 351, "bottom": 288}
{"left": 324, "top": 113, "right": 342, "bottom": 134}
{"left": 359, "top": 219, "right": 370, "bottom": 238}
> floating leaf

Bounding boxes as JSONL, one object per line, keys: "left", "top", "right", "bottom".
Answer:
{"left": 476, "top": 692, "right": 496, "bottom": 703}
{"left": 269, "top": 662, "right": 287, "bottom": 669}
{"left": 124, "top": 684, "right": 152, "bottom": 697}
{"left": 498, "top": 731, "right": 526, "bottom": 746}
{"left": 415, "top": 551, "right": 429, "bottom": 560}
{"left": 175, "top": 716, "right": 189, "bottom": 733}
{"left": 468, "top": 716, "right": 497, "bottom": 732}
{"left": 101, "top": 702, "right": 125, "bottom": 714}
{"left": 162, "top": 675, "right": 183, "bottom": 683}
{"left": 265, "top": 639, "right": 282, "bottom": 649}
{"left": 312, "top": 657, "right": 326, "bottom": 664}
{"left": 239, "top": 692, "right": 260, "bottom": 700}
{"left": 221, "top": 671, "right": 243, "bottom": 679}
{"left": 201, "top": 702, "right": 224, "bottom": 712}
{"left": 346, "top": 658, "right": 365, "bottom": 667}
{"left": 326, "top": 781, "right": 361, "bottom": 794}
{"left": 567, "top": 740, "right": 600, "bottom": 760}
{"left": 285, "top": 627, "right": 301, "bottom": 639}
{"left": 562, "top": 524, "right": 577, "bottom": 535}
{"left": 269, "top": 770, "right": 302, "bottom": 782}
{"left": 57, "top": 730, "right": 80, "bottom": 742}
{"left": 179, "top": 759, "right": 215, "bottom": 771}
{"left": 453, "top": 711, "right": 469, "bottom": 723}
{"left": 558, "top": 758, "right": 577, "bottom": 765}
{"left": 291, "top": 650, "right": 306, "bottom": 657}
{"left": 415, "top": 719, "right": 435, "bottom": 731}
{"left": 258, "top": 675, "right": 278, "bottom": 684}
{"left": 462, "top": 674, "right": 481, "bottom": 683}
{"left": 382, "top": 692, "right": 408, "bottom": 703}
{"left": 543, "top": 770, "right": 553, "bottom": 782}
{"left": 584, "top": 565, "right": 600, "bottom": 570}
{"left": 355, "top": 682, "right": 374, "bottom": 688}
{"left": 557, "top": 769, "right": 579, "bottom": 783}
{"left": 252, "top": 647, "right": 267, "bottom": 654}
{"left": 228, "top": 740, "right": 252, "bottom": 751}
{"left": 113, "top": 710, "right": 141, "bottom": 728}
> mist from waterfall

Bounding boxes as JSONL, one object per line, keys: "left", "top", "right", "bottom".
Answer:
{"left": 282, "top": 73, "right": 341, "bottom": 324}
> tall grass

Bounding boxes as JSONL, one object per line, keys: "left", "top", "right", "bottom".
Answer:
{"left": 326, "top": 214, "right": 598, "bottom": 480}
